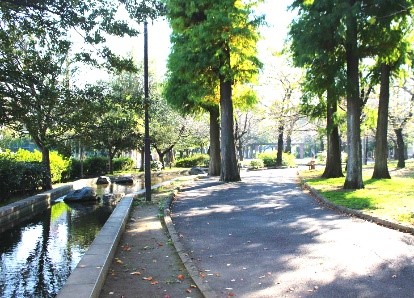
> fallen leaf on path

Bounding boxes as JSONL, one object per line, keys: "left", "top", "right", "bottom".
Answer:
{"left": 190, "top": 285, "right": 197, "bottom": 288}
{"left": 228, "top": 292, "right": 235, "bottom": 297}
{"left": 130, "top": 271, "right": 141, "bottom": 276}
{"left": 143, "top": 276, "right": 153, "bottom": 281}
{"left": 151, "top": 280, "right": 159, "bottom": 285}
{"left": 177, "top": 274, "right": 185, "bottom": 281}
{"left": 186, "top": 288, "right": 192, "bottom": 293}
{"left": 121, "top": 244, "right": 131, "bottom": 251}
{"left": 115, "top": 258, "right": 123, "bottom": 264}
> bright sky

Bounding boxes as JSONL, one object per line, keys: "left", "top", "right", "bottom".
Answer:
{"left": 80, "top": 0, "right": 296, "bottom": 84}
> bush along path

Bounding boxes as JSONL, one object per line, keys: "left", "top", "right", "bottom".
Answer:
{"left": 99, "top": 181, "right": 203, "bottom": 298}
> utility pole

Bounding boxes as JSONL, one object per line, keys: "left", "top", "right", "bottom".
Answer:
{"left": 144, "top": 21, "right": 151, "bottom": 201}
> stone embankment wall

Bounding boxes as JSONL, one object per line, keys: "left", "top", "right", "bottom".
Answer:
{"left": 0, "top": 185, "right": 73, "bottom": 233}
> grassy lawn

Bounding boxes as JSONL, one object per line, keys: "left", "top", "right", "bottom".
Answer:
{"left": 299, "top": 160, "right": 414, "bottom": 226}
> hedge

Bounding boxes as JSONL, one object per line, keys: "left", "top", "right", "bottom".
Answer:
{"left": 258, "top": 151, "right": 296, "bottom": 168}
{"left": 174, "top": 154, "right": 209, "bottom": 168}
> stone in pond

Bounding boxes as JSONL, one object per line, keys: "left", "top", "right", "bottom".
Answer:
{"left": 64, "top": 187, "right": 98, "bottom": 202}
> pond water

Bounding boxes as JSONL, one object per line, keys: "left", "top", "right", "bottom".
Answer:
{"left": 0, "top": 174, "right": 179, "bottom": 297}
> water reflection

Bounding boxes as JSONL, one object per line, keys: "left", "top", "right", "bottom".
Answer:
{"left": 0, "top": 174, "right": 181, "bottom": 297}
{"left": 0, "top": 201, "right": 113, "bottom": 297}
{"left": 94, "top": 176, "right": 165, "bottom": 198}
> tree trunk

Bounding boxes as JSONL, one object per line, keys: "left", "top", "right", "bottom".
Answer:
{"left": 372, "top": 63, "right": 391, "bottom": 179}
{"left": 108, "top": 150, "right": 114, "bottom": 174}
{"left": 208, "top": 106, "right": 221, "bottom": 176}
{"left": 80, "top": 144, "right": 84, "bottom": 178}
{"left": 238, "top": 138, "right": 244, "bottom": 161}
{"left": 158, "top": 151, "right": 165, "bottom": 169}
{"left": 285, "top": 135, "right": 292, "bottom": 154}
{"left": 220, "top": 76, "right": 240, "bottom": 182}
{"left": 344, "top": 0, "right": 364, "bottom": 189}
{"left": 41, "top": 146, "right": 52, "bottom": 190}
{"left": 395, "top": 128, "right": 405, "bottom": 168}
{"left": 276, "top": 126, "right": 284, "bottom": 167}
{"left": 140, "top": 147, "right": 144, "bottom": 171}
{"left": 322, "top": 87, "right": 343, "bottom": 178}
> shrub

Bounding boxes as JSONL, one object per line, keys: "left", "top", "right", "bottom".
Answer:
{"left": 0, "top": 156, "right": 47, "bottom": 201}
{"left": 66, "top": 158, "right": 82, "bottom": 180}
{"left": 174, "top": 154, "right": 209, "bottom": 168}
{"left": 49, "top": 151, "right": 70, "bottom": 183}
{"left": 317, "top": 151, "right": 327, "bottom": 163}
{"left": 12, "top": 148, "right": 70, "bottom": 183}
{"left": 249, "top": 159, "right": 264, "bottom": 169}
{"left": 258, "top": 151, "right": 296, "bottom": 168}
{"left": 151, "top": 160, "right": 163, "bottom": 171}
{"left": 258, "top": 151, "right": 277, "bottom": 167}
{"left": 20, "top": 162, "right": 49, "bottom": 192}
{"left": 84, "top": 156, "right": 108, "bottom": 176}
{"left": 283, "top": 152, "right": 297, "bottom": 168}
{"left": 113, "top": 157, "right": 134, "bottom": 172}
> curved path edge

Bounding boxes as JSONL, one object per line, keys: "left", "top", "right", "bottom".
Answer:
{"left": 299, "top": 178, "right": 414, "bottom": 235}
{"left": 164, "top": 189, "right": 220, "bottom": 298}
{"left": 164, "top": 171, "right": 414, "bottom": 298}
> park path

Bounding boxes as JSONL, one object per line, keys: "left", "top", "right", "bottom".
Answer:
{"left": 171, "top": 168, "right": 414, "bottom": 297}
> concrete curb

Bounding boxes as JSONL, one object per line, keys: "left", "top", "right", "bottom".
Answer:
{"left": 300, "top": 180, "right": 414, "bottom": 235}
{"left": 164, "top": 191, "right": 220, "bottom": 298}
{"left": 0, "top": 185, "right": 73, "bottom": 233}
{"left": 57, "top": 177, "right": 192, "bottom": 298}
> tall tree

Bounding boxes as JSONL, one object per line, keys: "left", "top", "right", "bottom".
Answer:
{"left": 0, "top": 29, "right": 82, "bottom": 189}
{"left": 79, "top": 71, "right": 145, "bottom": 174}
{"left": 289, "top": 0, "right": 345, "bottom": 178}
{"left": 389, "top": 76, "right": 414, "bottom": 168}
{"left": 366, "top": 1, "right": 413, "bottom": 179}
{"left": 150, "top": 96, "right": 188, "bottom": 169}
{"left": 165, "top": 0, "right": 263, "bottom": 182}
{"left": 163, "top": 35, "right": 221, "bottom": 176}
{"left": 0, "top": 0, "right": 164, "bottom": 188}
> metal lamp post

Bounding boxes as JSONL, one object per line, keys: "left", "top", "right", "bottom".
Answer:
{"left": 144, "top": 21, "right": 151, "bottom": 201}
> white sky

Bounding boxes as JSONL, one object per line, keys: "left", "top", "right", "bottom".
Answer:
{"left": 78, "top": 0, "right": 296, "bottom": 84}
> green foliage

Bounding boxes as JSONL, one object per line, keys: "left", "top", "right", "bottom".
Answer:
{"left": 79, "top": 74, "right": 144, "bottom": 174}
{"left": 174, "top": 154, "right": 209, "bottom": 168}
{"left": 258, "top": 151, "right": 296, "bottom": 168}
{"left": 113, "top": 157, "right": 134, "bottom": 172}
{"left": 0, "top": 155, "right": 48, "bottom": 201}
{"left": 151, "top": 161, "right": 163, "bottom": 171}
{"left": 249, "top": 159, "right": 264, "bottom": 169}
{"left": 4, "top": 149, "right": 70, "bottom": 184}
{"left": 258, "top": 151, "right": 277, "bottom": 167}
{"left": 283, "top": 153, "right": 297, "bottom": 168}
{"left": 84, "top": 156, "right": 108, "bottom": 176}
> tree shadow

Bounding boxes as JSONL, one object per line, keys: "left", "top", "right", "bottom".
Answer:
{"left": 171, "top": 168, "right": 414, "bottom": 297}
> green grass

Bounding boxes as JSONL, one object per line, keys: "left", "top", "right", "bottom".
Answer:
{"left": 300, "top": 160, "right": 414, "bottom": 226}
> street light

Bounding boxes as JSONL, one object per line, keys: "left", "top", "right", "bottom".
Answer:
{"left": 144, "top": 21, "right": 151, "bottom": 201}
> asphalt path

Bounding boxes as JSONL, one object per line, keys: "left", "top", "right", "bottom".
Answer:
{"left": 171, "top": 168, "right": 414, "bottom": 297}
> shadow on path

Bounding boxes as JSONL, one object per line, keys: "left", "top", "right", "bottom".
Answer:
{"left": 171, "top": 169, "right": 414, "bottom": 297}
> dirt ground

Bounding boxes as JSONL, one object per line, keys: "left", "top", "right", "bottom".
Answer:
{"left": 99, "top": 200, "right": 203, "bottom": 298}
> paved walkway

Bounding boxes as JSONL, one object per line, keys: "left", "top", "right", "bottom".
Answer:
{"left": 171, "top": 168, "right": 414, "bottom": 297}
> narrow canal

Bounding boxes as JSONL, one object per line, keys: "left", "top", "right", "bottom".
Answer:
{"left": 0, "top": 175, "right": 175, "bottom": 297}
